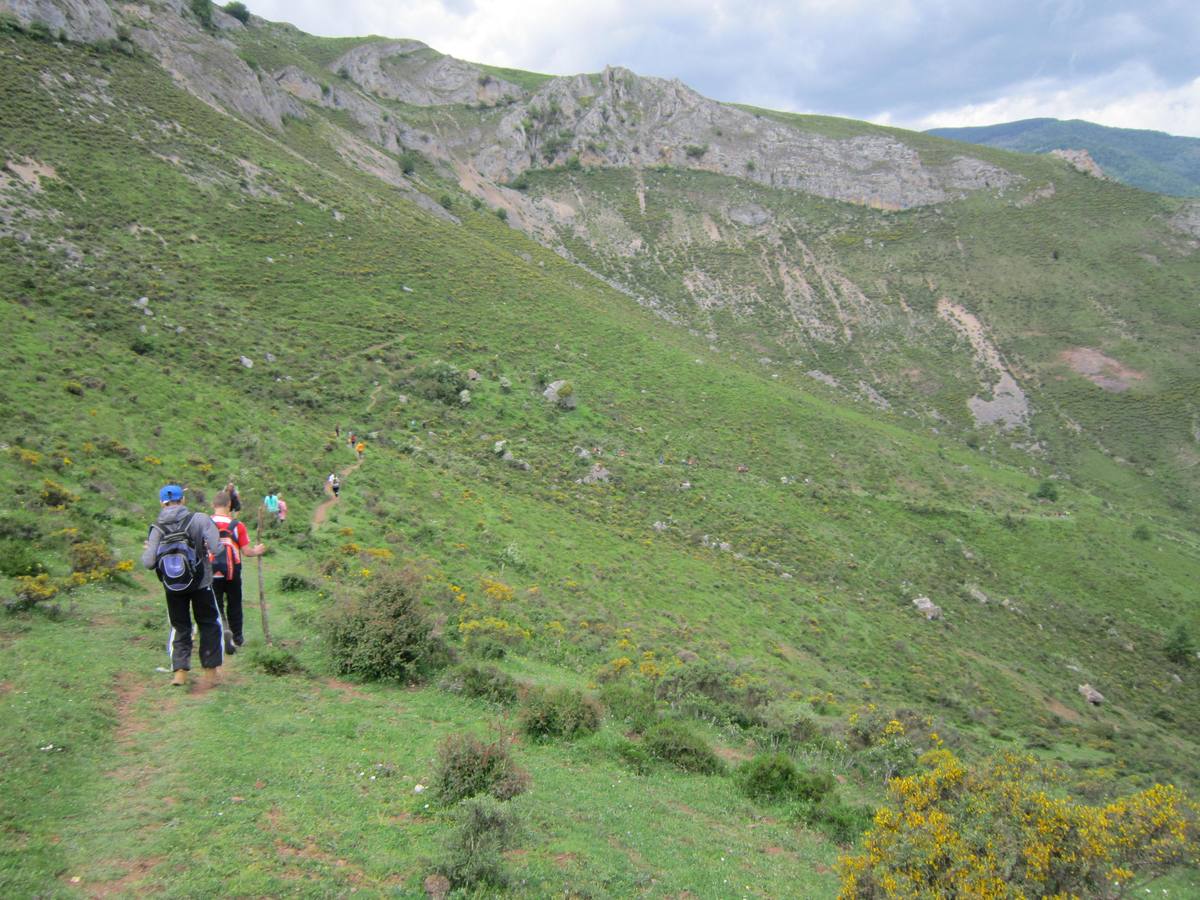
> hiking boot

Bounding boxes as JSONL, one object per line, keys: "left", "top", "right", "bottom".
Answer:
{"left": 224, "top": 638, "right": 237, "bottom": 656}
{"left": 200, "top": 667, "right": 221, "bottom": 688}
{"left": 233, "top": 634, "right": 244, "bottom": 648}
{"left": 171, "top": 669, "right": 188, "bottom": 687}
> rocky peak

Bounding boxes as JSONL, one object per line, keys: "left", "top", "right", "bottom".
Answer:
{"left": 1050, "top": 148, "right": 1107, "bottom": 180}
{"left": 329, "top": 40, "right": 526, "bottom": 107}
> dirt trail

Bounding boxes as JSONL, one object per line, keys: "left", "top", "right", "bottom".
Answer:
{"left": 312, "top": 457, "right": 363, "bottom": 527}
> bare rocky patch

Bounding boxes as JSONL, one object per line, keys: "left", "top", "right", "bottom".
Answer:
{"left": 1059, "top": 348, "right": 1146, "bottom": 393}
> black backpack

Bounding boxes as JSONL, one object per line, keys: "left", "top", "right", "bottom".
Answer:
{"left": 151, "top": 513, "right": 201, "bottom": 592}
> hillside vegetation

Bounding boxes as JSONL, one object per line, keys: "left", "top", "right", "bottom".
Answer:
{"left": 928, "top": 117, "right": 1200, "bottom": 198}
{"left": 1, "top": 5, "right": 1199, "bottom": 896}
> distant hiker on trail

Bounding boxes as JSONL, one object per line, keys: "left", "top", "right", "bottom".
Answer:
{"left": 276, "top": 494, "right": 288, "bottom": 524}
{"left": 334, "top": 425, "right": 341, "bottom": 439}
{"left": 328, "top": 473, "right": 340, "bottom": 497}
{"left": 210, "top": 490, "right": 266, "bottom": 655}
{"left": 225, "top": 481, "right": 242, "bottom": 514}
{"left": 263, "top": 492, "right": 279, "bottom": 520}
{"left": 355, "top": 441, "right": 365, "bottom": 460}
{"left": 347, "top": 430, "right": 356, "bottom": 447}
{"left": 141, "top": 484, "right": 224, "bottom": 688}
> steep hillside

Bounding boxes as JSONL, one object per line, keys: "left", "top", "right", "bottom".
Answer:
{"left": 929, "top": 117, "right": 1200, "bottom": 198}
{"left": 1, "top": 4, "right": 1199, "bottom": 896}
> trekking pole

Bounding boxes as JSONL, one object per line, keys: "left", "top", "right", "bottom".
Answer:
{"left": 255, "top": 504, "right": 273, "bottom": 645}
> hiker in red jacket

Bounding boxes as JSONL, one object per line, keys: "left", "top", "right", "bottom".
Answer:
{"left": 210, "top": 489, "right": 266, "bottom": 654}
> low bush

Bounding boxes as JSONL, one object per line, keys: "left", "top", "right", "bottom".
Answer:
{"left": 11, "top": 573, "right": 58, "bottom": 611}
{"left": 737, "top": 753, "right": 833, "bottom": 804}
{"left": 599, "top": 680, "right": 658, "bottom": 734}
{"left": 793, "top": 795, "right": 872, "bottom": 845}
{"left": 39, "top": 479, "right": 79, "bottom": 509}
{"left": 69, "top": 539, "right": 113, "bottom": 574}
{"left": 432, "top": 733, "right": 529, "bottom": 805}
{"left": 0, "top": 540, "right": 46, "bottom": 578}
{"left": 643, "top": 719, "right": 723, "bottom": 775}
{"left": 1033, "top": 479, "right": 1058, "bottom": 501}
{"left": 405, "top": 360, "right": 467, "bottom": 404}
{"left": 440, "top": 663, "right": 519, "bottom": 705}
{"left": 838, "top": 748, "right": 1200, "bottom": 897}
{"left": 279, "top": 573, "right": 317, "bottom": 593}
{"left": 655, "top": 660, "right": 767, "bottom": 727}
{"left": 246, "top": 644, "right": 305, "bottom": 676}
{"left": 222, "top": 1, "right": 250, "bottom": 24}
{"left": 519, "top": 686, "right": 602, "bottom": 740}
{"left": 324, "top": 568, "right": 450, "bottom": 682}
{"left": 436, "top": 796, "right": 520, "bottom": 891}
{"left": 1164, "top": 624, "right": 1195, "bottom": 665}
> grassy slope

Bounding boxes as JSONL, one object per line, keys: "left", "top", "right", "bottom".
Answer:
{"left": 928, "top": 118, "right": 1200, "bottom": 198}
{"left": 1, "top": 30, "right": 1199, "bottom": 895}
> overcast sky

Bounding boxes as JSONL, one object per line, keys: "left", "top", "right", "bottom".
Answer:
{"left": 249, "top": 0, "right": 1200, "bottom": 138}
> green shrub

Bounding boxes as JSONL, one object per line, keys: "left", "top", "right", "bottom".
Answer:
{"left": 467, "top": 635, "right": 507, "bottom": 660}
{"left": 1132, "top": 524, "right": 1152, "bottom": 541}
{"left": 496, "top": 208, "right": 508, "bottom": 222}
{"left": 656, "top": 660, "right": 767, "bottom": 727}
{"left": 1033, "top": 479, "right": 1058, "bottom": 501}
{"left": 438, "top": 193, "right": 453, "bottom": 210}
{"left": 736, "top": 752, "right": 832, "bottom": 803}
{"left": 642, "top": 719, "right": 723, "bottom": 774}
{"left": 399, "top": 150, "right": 419, "bottom": 175}
{"left": 0, "top": 540, "right": 47, "bottom": 578}
{"left": 684, "top": 143, "right": 708, "bottom": 159}
{"left": 599, "top": 681, "right": 658, "bottom": 734}
{"left": 188, "top": 0, "right": 213, "bottom": 28}
{"left": 69, "top": 539, "right": 112, "bottom": 573}
{"left": 405, "top": 360, "right": 467, "bottom": 405}
{"left": 1164, "top": 624, "right": 1195, "bottom": 666}
{"left": 247, "top": 644, "right": 305, "bottom": 676}
{"left": 432, "top": 733, "right": 529, "bottom": 805}
{"left": 519, "top": 686, "right": 602, "bottom": 740}
{"left": 279, "top": 573, "right": 317, "bottom": 592}
{"left": 39, "top": 479, "right": 79, "bottom": 509}
{"left": 793, "top": 794, "right": 872, "bottom": 845}
{"left": 222, "top": 1, "right": 250, "bottom": 24}
{"left": 436, "top": 796, "right": 519, "bottom": 890}
{"left": 324, "top": 568, "right": 449, "bottom": 682}
{"left": 508, "top": 172, "right": 530, "bottom": 191}
{"left": 440, "top": 663, "right": 518, "bottom": 705}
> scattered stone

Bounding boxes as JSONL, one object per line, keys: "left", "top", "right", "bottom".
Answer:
{"left": 265, "top": 352, "right": 276, "bottom": 363}
{"left": 1170, "top": 673, "right": 1183, "bottom": 685}
{"left": 397, "top": 394, "right": 408, "bottom": 404}
{"left": 502, "top": 450, "right": 531, "bottom": 472}
{"left": 239, "top": 356, "right": 253, "bottom": 368}
{"left": 413, "top": 784, "right": 426, "bottom": 794}
{"left": 676, "top": 649, "right": 700, "bottom": 664}
{"left": 424, "top": 874, "right": 451, "bottom": 900}
{"left": 912, "top": 596, "right": 942, "bottom": 620}
{"left": 493, "top": 440, "right": 508, "bottom": 456}
{"left": 134, "top": 296, "right": 149, "bottom": 308}
{"left": 467, "top": 369, "right": 481, "bottom": 381}
{"left": 332, "top": 210, "right": 345, "bottom": 221}
{"left": 543, "top": 379, "right": 577, "bottom": 410}
{"left": 142, "top": 307, "right": 153, "bottom": 317}
{"left": 458, "top": 389, "right": 471, "bottom": 406}
{"left": 679, "top": 481, "right": 692, "bottom": 490}
{"left": 736, "top": 464, "right": 749, "bottom": 473}
{"left": 966, "top": 585, "right": 990, "bottom": 604}
{"left": 573, "top": 445, "right": 592, "bottom": 460}
{"left": 1078, "top": 684, "right": 1104, "bottom": 705}
{"left": 578, "top": 463, "right": 611, "bottom": 485}
{"left": 962, "top": 548, "right": 975, "bottom": 560}
{"left": 652, "top": 521, "right": 669, "bottom": 533}
{"left": 498, "top": 376, "right": 512, "bottom": 393}
{"left": 401, "top": 285, "right": 413, "bottom": 293}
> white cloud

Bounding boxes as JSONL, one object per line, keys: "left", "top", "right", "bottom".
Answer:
{"left": 247, "top": 1, "right": 1200, "bottom": 138}
{"left": 903, "top": 69, "right": 1200, "bottom": 137}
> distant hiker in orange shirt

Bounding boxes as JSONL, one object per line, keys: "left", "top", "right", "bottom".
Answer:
{"left": 355, "top": 441, "right": 365, "bottom": 460}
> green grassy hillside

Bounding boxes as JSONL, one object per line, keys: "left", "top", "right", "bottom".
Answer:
{"left": 928, "top": 117, "right": 1200, "bottom": 198}
{"left": 1, "top": 22, "right": 1198, "bottom": 897}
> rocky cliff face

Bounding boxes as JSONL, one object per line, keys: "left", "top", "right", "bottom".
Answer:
{"left": 1, "top": 0, "right": 116, "bottom": 42}
{"left": 329, "top": 40, "right": 526, "bottom": 106}
{"left": 466, "top": 66, "right": 1018, "bottom": 210}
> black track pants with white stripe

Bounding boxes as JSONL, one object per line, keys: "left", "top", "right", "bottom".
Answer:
{"left": 165, "top": 585, "right": 224, "bottom": 671}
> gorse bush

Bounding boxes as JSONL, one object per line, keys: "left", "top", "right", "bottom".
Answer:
{"left": 432, "top": 733, "right": 529, "bottom": 805}
{"left": 519, "top": 686, "right": 602, "bottom": 740}
{"left": 324, "top": 568, "right": 449, "bottom": 682}
{"left": 279, "top": 573, "right": 317, "bottom": 593}
{"left": 222, "top": 2, "right": 250, "bottom": 24}
{"left": 436, "top": 796, "right": 520, "bottom": 890}
{"left": 737, "top": 753, "right": 833, "bottom": 804}
{"left": 642, "top": 719, "right": 724, "bottom": 774}
{"left": 599, "top": 680, "right": 658, "bottom": 734}
{"left": 656, "top": 660, "right": 768, "bottom": 727}
{"left": 439, "top": 662, "right": 519, "bottom": 705}
{"left": 838, "top": 748, "right": 1200, "bottom": 898}
{"left": 405, "top": 360, "right": 467, "bottom": 405}
{"left": 247, "top": 644, "right": 305, "bottom": 676}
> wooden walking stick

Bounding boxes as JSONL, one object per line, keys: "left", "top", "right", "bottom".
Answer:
{"left": 256, "top": 504, "right": 273, "bottom": 645}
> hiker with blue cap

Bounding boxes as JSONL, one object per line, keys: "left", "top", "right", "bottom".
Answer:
{"left": 141, "top": 484, "right": 224, "bottom": 688}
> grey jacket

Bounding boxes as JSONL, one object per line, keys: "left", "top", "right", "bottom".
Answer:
{"left": 141, "top": 504, "right": 221, "bottom": 588}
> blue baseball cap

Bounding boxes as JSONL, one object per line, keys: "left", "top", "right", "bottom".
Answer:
{"left": 159, "top": 484, "right": 185, "bottom": 503}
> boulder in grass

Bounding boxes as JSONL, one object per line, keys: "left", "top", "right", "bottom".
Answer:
{"left": 239, "top": 356, "right": 253, "bottom": 369}
{"left": 543, "top": 380, "right": 577, "bottom": 410}
{"left": 912, "top": 596, "right": 942, "bottom": 620}
{"left": 1078, "top": 684, "right": 1104, "bottom": 705}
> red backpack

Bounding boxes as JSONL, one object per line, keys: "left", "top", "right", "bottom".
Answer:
{"left": 210, "top": 518, "right": 242, "bottom": 580}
